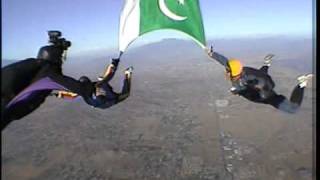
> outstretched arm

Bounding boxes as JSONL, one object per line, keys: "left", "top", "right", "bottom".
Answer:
{"left": 116, "top": 67, "right": 133, "bottom": 103}
{"left": 117, "top": 78, "right": 131, "bottom": 103}
{"left": 47, "top": 73, "right": 93, "bottom": 98}
{"left": 100, "top": 58, "right": 120, "bottom": 82}
{"left": 207, "top": 46, "right": 229, "bottom": 67}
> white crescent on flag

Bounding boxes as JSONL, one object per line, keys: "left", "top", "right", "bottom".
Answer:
{"left": 158, "top": 0, "right": 187, "bottom": 21}
{"left": 119, "top": 0, "right": 206, "bottom": 52}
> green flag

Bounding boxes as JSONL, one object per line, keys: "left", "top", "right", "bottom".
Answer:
{"left": 119, "top": 0, "right": 206, "bottom": 52}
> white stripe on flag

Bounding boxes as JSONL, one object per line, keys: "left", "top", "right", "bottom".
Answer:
{"left": 119, "top": 0, "right": 140, "bottom": 52}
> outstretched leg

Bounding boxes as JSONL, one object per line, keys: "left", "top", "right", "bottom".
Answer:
{"left": 289, "top": 74, "right": 313, "bottom": 106}
{"left": 260, "top": 54, "right": 274, "bottom": 73}
{"left": 289, "top": 85, "right": 304, "bottom": 106}
{"left": 275, "top": 85, "right": 305, "bottom": 114}
{"left": 259, "top": 66, "right": 269, "bottom": 73}
{"left": 267, "top": 74, "right": 312, "bottom": 113}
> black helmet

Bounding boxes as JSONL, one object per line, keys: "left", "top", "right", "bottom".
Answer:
{"left": 37, "top": 30, "right": 71, "bottom": 64}
{"left": 37, "top": 45, "right": 64, "bottom": 64}
{"left": 79, "top": 76, "right": 91, "bottom": 84}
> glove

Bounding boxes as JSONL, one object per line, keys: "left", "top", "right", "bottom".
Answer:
{"left": 124, "top": 66, "right": 134, "bottom": 79}
{"left": 206, "top": 45, "right": 214, "bottom": 57}
{"left": 111, "top": 58, "right": 120, "bottom": 67}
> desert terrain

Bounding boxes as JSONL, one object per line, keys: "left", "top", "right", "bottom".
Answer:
{"left": 2, "top": 37, "right": 315, "bottom": 180}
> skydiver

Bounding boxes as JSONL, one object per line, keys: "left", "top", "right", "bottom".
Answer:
{"left": 2, "top": 31, "right": 133, "bottom": 130}
{"left": 51, "top": 58, "right": 133, "bottom": 109}
{"left": 207, "top": 46, "right": 313, "bottom": 113}
{"left": 2, "top": 31, "right": 72, "bottom": 130}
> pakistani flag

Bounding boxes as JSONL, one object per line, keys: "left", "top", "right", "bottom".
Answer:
{"left": 119, "top": 0, "right": 206, "bottom": 52}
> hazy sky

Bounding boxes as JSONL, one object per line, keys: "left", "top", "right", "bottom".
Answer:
{"left": 2, "top": 0, "right": 314, "bottom": 59}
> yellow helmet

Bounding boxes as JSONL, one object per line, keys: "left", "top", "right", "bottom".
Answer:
{"left": 227, "top": 59, "right": 243, "bottom": 77}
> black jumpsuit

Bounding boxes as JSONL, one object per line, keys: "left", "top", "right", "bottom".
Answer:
{"left": 210, "top": 52, "right": 305, "bottom": 113}
{"left": 2, "top": 57, "right": 130, "bottom": 130}
{"left": 2, "top": 58, "right": 62, "bottom": 129}
{"left": 48, "top": 60, "right": 131, "bottom": 109}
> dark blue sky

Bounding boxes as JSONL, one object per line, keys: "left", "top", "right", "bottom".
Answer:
{"left": 2, "top": 0, "right": 313, "bottom": 59}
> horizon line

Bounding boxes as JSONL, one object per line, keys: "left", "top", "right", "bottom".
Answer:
{"left": 2, "top": 33, "right": 313, "bottom": 61}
